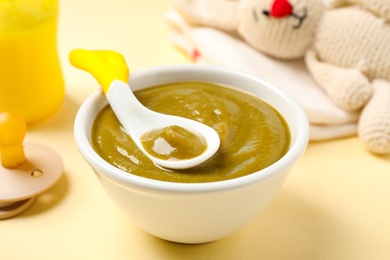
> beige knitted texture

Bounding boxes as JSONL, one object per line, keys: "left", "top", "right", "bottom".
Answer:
{"left": 331, "top": 0, "right": 390, "bottom": 22}
{"left": 308, "top": 5, "right": 390, "bottom": 112}
{"left": 238, "top": 0, "right": 324, "bottom": 59}
{"left": 358, "top": 80, "right": 390, "bottom": 154}
{"left": 314, "top": 7, "right": 390, "bottom": 81}
{"left": 305, "top": 50, "right": 373, "bottom": 111}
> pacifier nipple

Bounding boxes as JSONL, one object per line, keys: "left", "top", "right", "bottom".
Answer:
{"left": 0, "top": 112, "right": 27, "bottom": 168}
{"left": 0, "top": 112, "right": 63, "bottom": 219}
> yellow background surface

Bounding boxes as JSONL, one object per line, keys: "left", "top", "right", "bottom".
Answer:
{"left": 1, "top": 0, "right": 390, "bottom": 259}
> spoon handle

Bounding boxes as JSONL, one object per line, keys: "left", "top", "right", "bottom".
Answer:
{"left": 69, "top": 49, "right": 129, "bottom": 93}
{"left": 105, "top": 80, "right": 154, "bottom": 145}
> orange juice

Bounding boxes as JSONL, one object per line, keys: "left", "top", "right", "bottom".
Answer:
{"left": 0, "top": 0, "right": 64, "bottom": 123}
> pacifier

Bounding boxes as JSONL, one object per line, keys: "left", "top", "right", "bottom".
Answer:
{"left": 0, "top": 112, "right": 63, "bottom": 219}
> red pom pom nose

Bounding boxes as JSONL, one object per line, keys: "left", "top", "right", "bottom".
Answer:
{"left": 269, "top": 0, "right": 293, "bottom": 18}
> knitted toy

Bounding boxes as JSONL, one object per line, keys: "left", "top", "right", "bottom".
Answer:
{"left": 172, "top": 0, "right": 390, "bottom": 154}
{"left": 305, "top": 0, "right": 390, "bottom": 154}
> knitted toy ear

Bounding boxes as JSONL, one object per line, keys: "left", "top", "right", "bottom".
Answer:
{"left": 173, "top": 0, "right": 239, "bottom": 32}
{"left": 329, "top": 0, "right": 390, "bottom": 22}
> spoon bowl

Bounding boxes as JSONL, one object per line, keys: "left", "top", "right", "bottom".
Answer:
{"left": 69, "top": 49, "right": 220, "bottom": 169}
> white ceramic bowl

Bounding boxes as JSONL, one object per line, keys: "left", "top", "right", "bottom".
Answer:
{"left": 74, "top": 65, "right": 309, "bottom": 244}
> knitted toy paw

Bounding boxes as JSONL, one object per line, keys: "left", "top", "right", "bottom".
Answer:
{"left": 305, "top": 0, "right": 390, "bottom": 154}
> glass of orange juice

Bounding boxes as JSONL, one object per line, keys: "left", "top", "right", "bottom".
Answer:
{"left": 0, "top": 0, "right": 64, "bottom": 123}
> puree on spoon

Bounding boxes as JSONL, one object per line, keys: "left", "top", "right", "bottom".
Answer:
{"left": 141, "top": 125, "right": 207, "bottom": 161}
{"left": 91, "top": 81, "right": 290, "bottom": 183}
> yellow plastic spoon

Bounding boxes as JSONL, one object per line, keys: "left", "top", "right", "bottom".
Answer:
{"left": 69, "top": 49, "right": 220, "bottom": 170}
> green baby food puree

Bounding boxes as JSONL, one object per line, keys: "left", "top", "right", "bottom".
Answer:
{"left": 92, "top": 81, "right": 290, "bottom": 183}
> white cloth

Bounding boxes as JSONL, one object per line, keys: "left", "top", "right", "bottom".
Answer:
{"left": 166, "top": 10, "right": 359, "bottom": 141}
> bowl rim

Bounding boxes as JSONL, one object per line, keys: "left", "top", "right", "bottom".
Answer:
{"left": 74, "top": 64, "right": 309, "bottom": 193}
